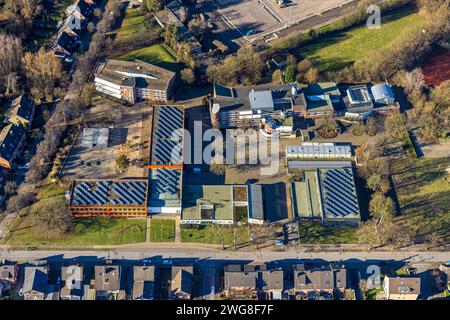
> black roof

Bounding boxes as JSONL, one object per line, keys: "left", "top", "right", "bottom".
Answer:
{"left": 0, "top": 124, "right": 25, "bottom": 162}
{"left": 10, "top": 95, "right": 34, "bottom": 122}
{"left": 56, "top": 31, "right": 77, "bottom": 54}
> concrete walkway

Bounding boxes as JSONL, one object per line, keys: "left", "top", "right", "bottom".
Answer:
{"left": 145, "top": 216, "right": 151, "bottom": 243}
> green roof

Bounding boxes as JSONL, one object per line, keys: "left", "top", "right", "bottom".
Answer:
{"left": 182, "top": 185, "right": 234, "bottom": 221}
{"left": 291, "top": 171, "right": 323, "bottom": 219}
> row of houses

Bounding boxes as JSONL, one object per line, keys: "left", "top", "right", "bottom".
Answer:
{"left": 0, "top": 95, "right": 35, "bottom": 169}
{"left": 209, "top": 81, "right": 399, "bottom": 135}
{"left": 50, "top": 0, "right": 99, "bottom": 58}
{"left": 0, "top": 261, "right": 193, "bottom": 301}
{"left": 2, "top": 260, "right": 434, "bottom": 300}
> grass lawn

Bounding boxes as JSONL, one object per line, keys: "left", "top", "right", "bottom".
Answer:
{"left": 181, "top": 225, "right": 249, "bottom": 245}
{"left": 149, "top": 219, "right": 175, "bottom": 242}
{"left": 115, "top": 44, "right": 180, "bottom": 72}
{"left": 298, "top": 223, "right": 358, "bottom": 244}
{"left": 390, "top": 157, "right": 450, "bottom": 243}
{"left": 114, "top": 8, "right": 145, "bottom": 42}
{"left": 4, "top": 215, "right": 146, "bottom": 246}
{"left": 300, "top": 7, "right": 425, "bottom": 72}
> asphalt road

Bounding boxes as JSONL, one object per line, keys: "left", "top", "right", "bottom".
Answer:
{"left": 1, "top": 247, "right": 448, "bottom": 264}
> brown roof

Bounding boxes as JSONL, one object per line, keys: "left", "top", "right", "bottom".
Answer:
{"left": 94, "top": 265, "right": 120, "bottom": 292}
{"left": 60, "top": 265, "right": 84, "bottom": 298}
{"left": 386, "top": 276, "right": 421, "bottom": 295}
{"left": 95, "top": 59, "right": 176, "bottom": 92}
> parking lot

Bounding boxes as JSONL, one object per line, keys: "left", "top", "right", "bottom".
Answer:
{"left": 200, "top": 0, "right": 356, "bottom": 47}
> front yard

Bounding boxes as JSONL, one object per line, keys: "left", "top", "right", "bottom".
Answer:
{"left": 181, "top": 225, "right": 249, "bottom": 245}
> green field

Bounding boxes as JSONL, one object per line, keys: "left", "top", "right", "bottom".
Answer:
{"left": 298, "top": 224, "right": 359, "bottom": 244}
{"left": 150, "top": 219, "right": 175, "bottom": 242}
{"left": 300, "top": 8, "right": 425, "bottom": 72}
{"left": 115, "top": 44, "right": 180, "bottom": 72}
{"left": 115, "top": 8, "right": 145, "bottom": 42}
{"left": 4, "top": 215, "right": 146, "bottom": 246}
{"left": 181, "top": 225, "right": 249, "bottom": 245}
{"left": 390, "top": 157, "right": 450, "bottom": 243}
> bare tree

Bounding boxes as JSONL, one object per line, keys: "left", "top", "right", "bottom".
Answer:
{"left": 0, "top": 32, "right": 22, "bottom": 95}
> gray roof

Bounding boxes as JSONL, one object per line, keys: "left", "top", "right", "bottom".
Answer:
{"left": 286, "top": 143, "right": 352, "bottom": 159}
{"left": 94, "top": 265, "right": 120, "bottom": 292}
{"left": 70, "top": 179, "right": 148, "bottom": 207}
{"left": 247, "top": 184, "right": 264, "bottom": 221}
{"left": 171, "top": 266, "right": 193, "bottom": 298}
{"left": 0, "top": 124, "right": 25, "bottom": 163}
{"left": 249, "top": 90, "right": 274, "bottom": 111}
{"left": 95, "top": 59, "right": 176, "bottom": 92}
{"left": 288, "top": 160, "right": 352, "bottom": 169}
{"left": 152, "top": 106, "right": 184, "bottom": 165}
{"left": 320, "top": 168, "right": 360, "bottom": 220}
{"left": 0, "top": 264, "right": 16, "bottom": 281}
{"left": 23, "top": 266, "right": 48, "bottom": 294}
{"left": 9, "top": 95, "right": 34, "bottom": 122}
{"left": 259, "top": 270, "right": 284, "bottom": 291}
{"left": 294, "top": 264, "right": 347, "bottom": 291}
{"left": 60, "top": 265, "right": 84, "bottom": 298}
{"left": 224, "top": 267, "right": 257, "bottom": 289}
{"left": 371, "top": 84, "right": 395, "bottom": 102}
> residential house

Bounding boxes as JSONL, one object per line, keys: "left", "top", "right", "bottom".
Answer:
{"left": 223, "top": 265, "right": 258, "bottom": 299}
{"left": 60, "top": 265, "right": 84, "bottom": 300}
{"left": 8, "top": 95, "right": 35, "bottom": 127}
{"left": 45, "top": 285, "right": 60, "bottom": 300}
{"left": 23, "top": 266, "right": 48, "bottom": 300}
{"left": 51, "top": 30, "right": 78, "bottom": 56}
{"left": 133, "top": 266, "right": 156, "bottom": 300}
{"left": 67, "top": 0, "right": 95, "bottom": 20}
{"left": 0, "top": 124, "right": 25, "bottom": 169}
{"left": 383, "top": 276, "right": 421, "bottom": 300}
{"left": 293, "top": 263, "right": 347, "bottom": 299}
{"left": 258, "top": 267, "right": 284, "bottom": 300}
{"left": 94, "top": 265, "right": 121, "bottom": 300}
{"left": 94, "top": 59, "right": 177, "bottom": 104}
{"left": 0, "top": 263, "right": 18, "bottom": 296}
{"left": 170, "top": 266, "right": 193, "bottom": 300}
{"left": 224, "top": 264, "right": 285, "bottom": 300}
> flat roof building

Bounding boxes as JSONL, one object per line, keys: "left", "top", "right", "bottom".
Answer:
{"left": 286, "top": 143, "right": 353, "bottom": 160}
{"left": 94, "top": 59, "right": 176, "bottom": 104}
{"left": 69, "top": 179, "right": 149, "bottom": 218}
{"left": 181, "top": 185, "right": 234, "bottom": 225}
{"left": 290, "top": 165, "right": 360, "bottom": 226}
{"left": 247, "top": 184, "right": 265, "bottom": 224}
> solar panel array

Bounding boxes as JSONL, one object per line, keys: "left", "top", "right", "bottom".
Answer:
{"left": 72, "top": 180, "right": 147, "bottom": 206}
{"left": 321, "top": 168, "right": 359, "bottom": 218}
{"left": 151, "top": 169, "right": 181, "bottom": 197}
{"left": 153, "top": 107, "right": 184, "bottom": 165}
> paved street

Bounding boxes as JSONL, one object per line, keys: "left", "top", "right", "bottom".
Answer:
{"left": 1, "top": 247, "right": 448, "bottom": 264}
